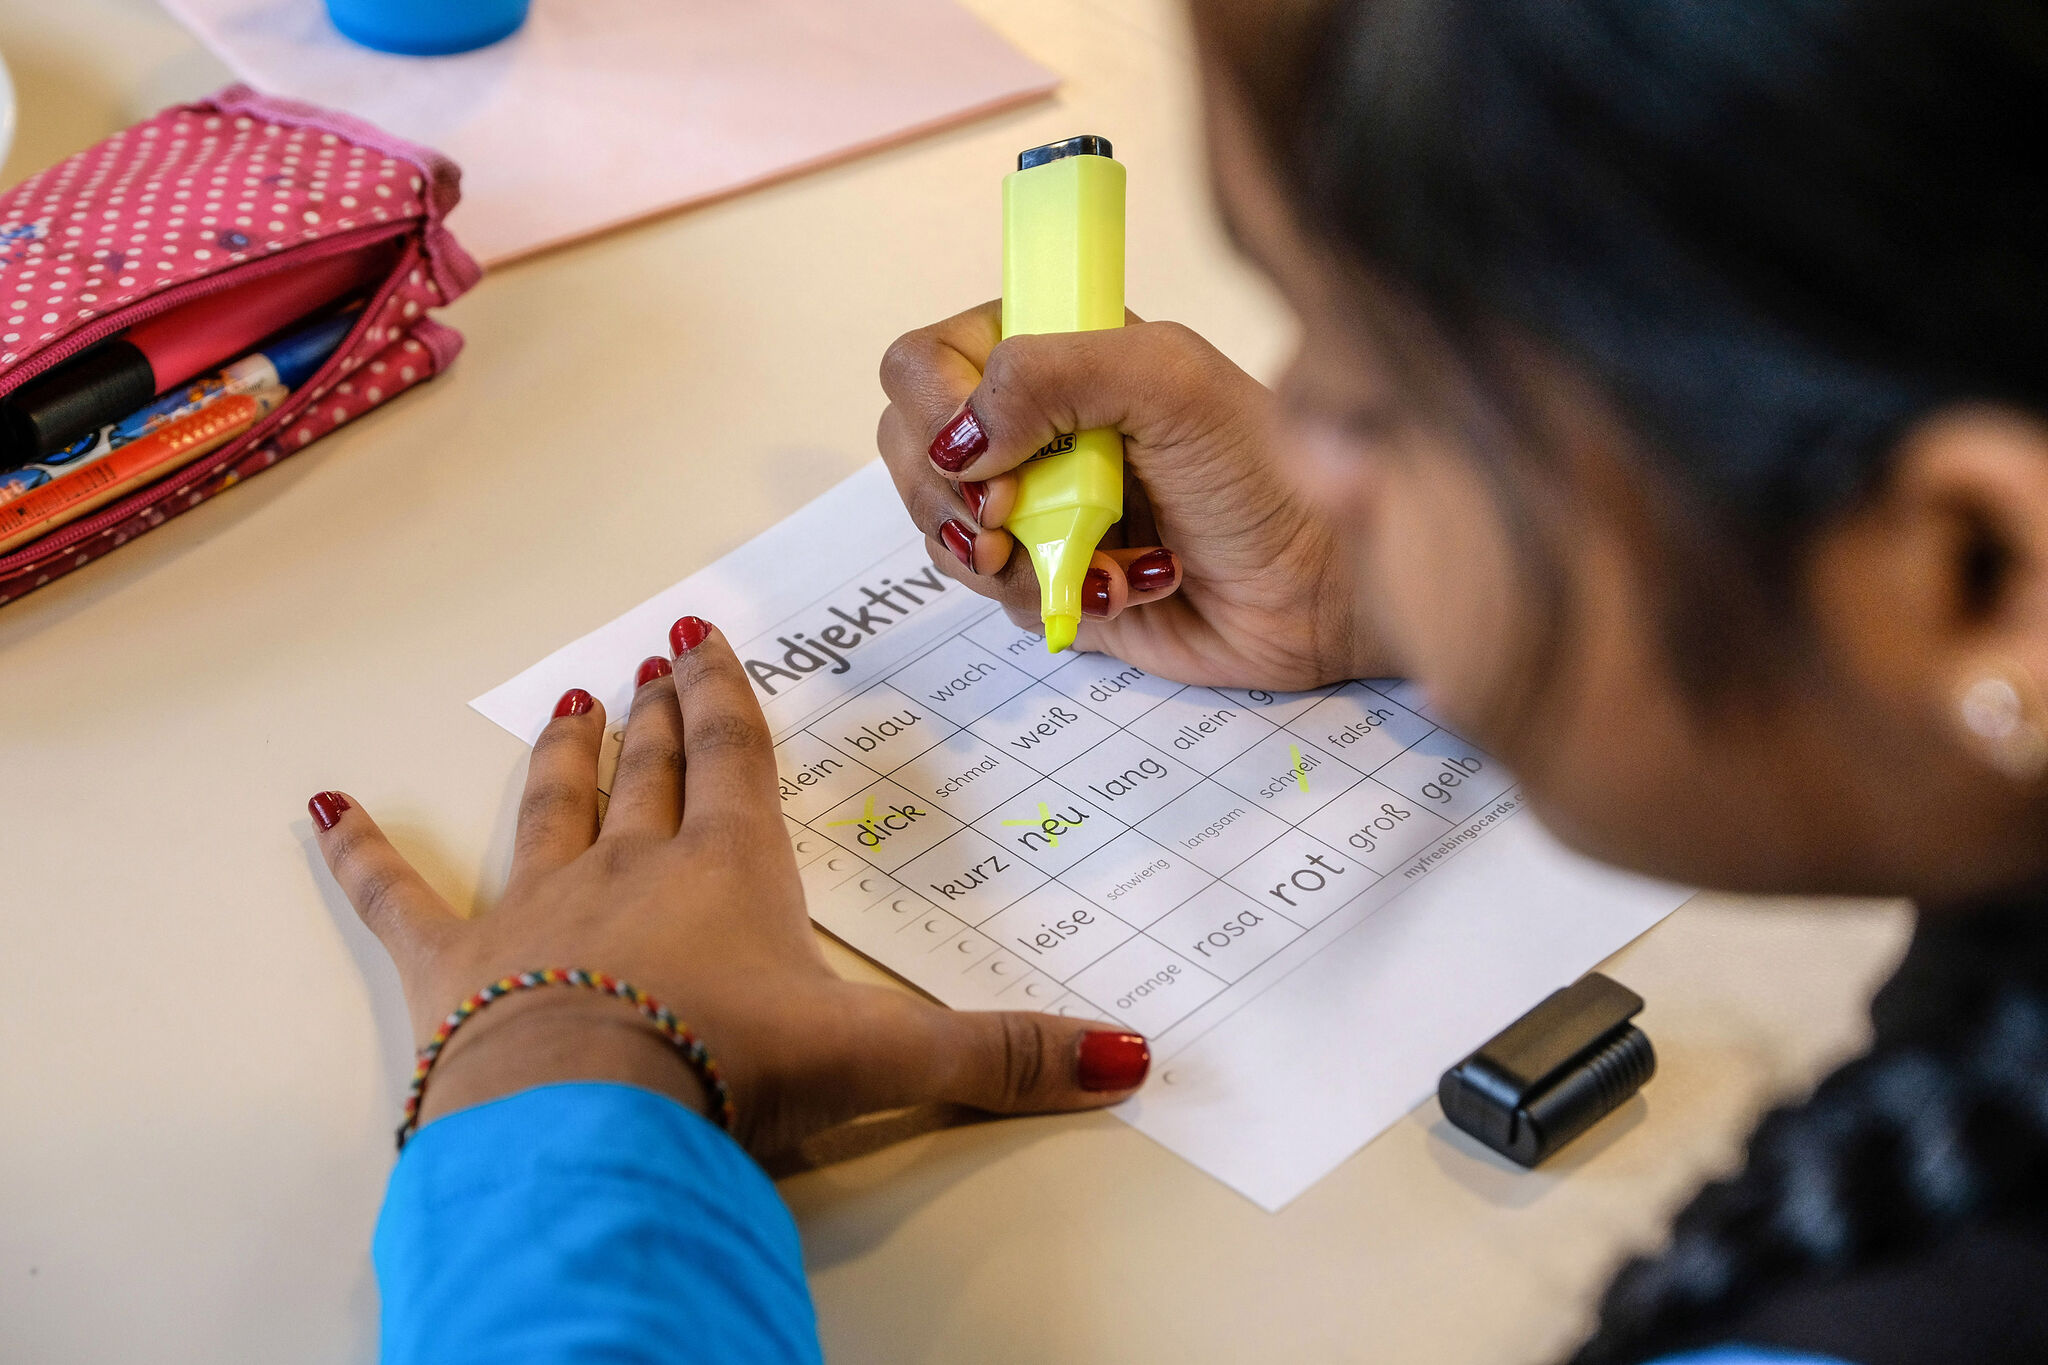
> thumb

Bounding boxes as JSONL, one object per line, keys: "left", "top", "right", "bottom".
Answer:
{"left": 930, "top": 319, "right": 1235, "bottom": 480}
{"left": 930, "top": 1007, "right": 1152, "bottom": 1113}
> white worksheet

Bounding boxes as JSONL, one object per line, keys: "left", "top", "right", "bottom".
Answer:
{"left": 474, "top": 463, "right": 1690, "bottom": 1209}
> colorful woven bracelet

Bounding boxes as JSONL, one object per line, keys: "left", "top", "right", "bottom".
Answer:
{"left": 395, "top": 967, "right": 735, "bottom": 1150}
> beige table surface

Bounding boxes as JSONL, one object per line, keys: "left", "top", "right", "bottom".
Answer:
{"left": 0, "top": 2, "right": 1913, "bottom": 1362}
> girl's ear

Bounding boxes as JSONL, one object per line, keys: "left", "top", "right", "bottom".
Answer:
{"left": 1810, "top": 404, "right": 2048, "bottom": 783}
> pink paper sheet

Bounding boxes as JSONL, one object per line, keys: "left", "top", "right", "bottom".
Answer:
{"left": 158, "top": 0, "right": 1057, "bottom": 267}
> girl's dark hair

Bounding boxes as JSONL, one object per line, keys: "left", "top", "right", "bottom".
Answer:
{"left": 1204, "top": 0, "right": 2048, "bottom": 691}
{"left": 1195, "top": 0, "right": 2048, "bottom": 1360}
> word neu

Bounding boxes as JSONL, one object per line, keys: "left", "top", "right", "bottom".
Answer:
{"left": 1002, "top": 801, "right": 1089, "bottom": 852}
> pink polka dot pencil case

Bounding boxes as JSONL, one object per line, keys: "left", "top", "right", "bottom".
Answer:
{"left": 0, "top": 84, "right": 481, "bottom": 606}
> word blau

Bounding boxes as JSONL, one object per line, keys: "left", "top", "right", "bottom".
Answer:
{"left": 741, "top": 567, "right": 951, "bottom": 697}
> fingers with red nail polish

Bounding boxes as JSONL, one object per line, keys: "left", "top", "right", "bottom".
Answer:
{"left": 1077, "top": 1031, "right": 1151, "bottom": 1092}
{"left": 1082, "top": 566, "right": 1113, "bottom": 618}
{"left": 635, "top": 656, "right": 673, "bottom": 688}
{"left": 933, "top": 517, "right": 1013, "bottom": 578}
{"left": 553, "top": 688, "right": 595, "bottom": 719}
{"left": 669, "top": 615, "right": 712, "bottom": 655}
{"left": 1120, "top": 547, "right": 1182, "bottom": 613}
{"left": 308, "top": 790, "right": 351, "bottom": 831}
{"left": 1070, "top": 548, "right": 1180, "bottom": 624}
{"left": 1078, "top": 548, "right": 1136, "bottom": 620}
{"left": 1125, "top": 547, "right": 1178, "bottom": 595}
{"left": 940, "top": 518, "right": 977, "bottom": 570}
{"left": 929, "top": 405, "right": 988, "bottom": 474}
{"left": 958, "top": 472, "right": 1015, "bottom": 531}
{"left": 961, "top": 480, "right": 991, "bottom": 525}
{"left": 1089, "top": 546, "right": 1183, "bottom": 616}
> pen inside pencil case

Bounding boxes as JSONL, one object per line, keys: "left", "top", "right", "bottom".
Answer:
{"left": 0, "top": 242, "right": 397, "bottom": 471}
{"left": 0, "top": 302, "right": 363, "bottom": 553}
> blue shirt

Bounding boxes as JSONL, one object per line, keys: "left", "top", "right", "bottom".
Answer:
{"left": 374, "top": 1083, "right": 821, "bottom": 1365}
{"left": 372, "top": 1082, "right": 1846, "bottom": 1365}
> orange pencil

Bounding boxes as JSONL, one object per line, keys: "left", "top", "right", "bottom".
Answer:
{"left": 0, "top": 386, "right": 283, "bottom": 554}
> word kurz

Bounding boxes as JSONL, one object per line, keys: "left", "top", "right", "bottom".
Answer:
{"left": 928, "top": 854, "right": 1008, "bottom": 902}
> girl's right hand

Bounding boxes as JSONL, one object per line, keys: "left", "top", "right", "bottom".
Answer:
{"left": 878, "top": 301, "right": 1377, "bottom": 691}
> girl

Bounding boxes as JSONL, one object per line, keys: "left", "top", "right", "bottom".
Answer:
{"left": 316, "top": 2, "right": 2048, "bottom": 1360}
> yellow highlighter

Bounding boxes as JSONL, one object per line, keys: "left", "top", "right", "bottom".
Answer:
{"left": 1002, "top": 134, "right": 1126, "bottom": 653}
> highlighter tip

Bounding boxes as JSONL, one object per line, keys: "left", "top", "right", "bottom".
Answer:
{"left": 1043, "top": 614, "right": 1079, "bottom": 653}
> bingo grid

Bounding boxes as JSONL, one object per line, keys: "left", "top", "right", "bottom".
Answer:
{"left": 752, "top": 596, "right": 1520, "bottom": 1045}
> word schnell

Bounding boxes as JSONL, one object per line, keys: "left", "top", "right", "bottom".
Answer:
{"left": 743, "top": 566, "right": 950, "bottom": 696}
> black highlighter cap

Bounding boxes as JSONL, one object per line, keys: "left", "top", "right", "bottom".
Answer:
{"left": 1438, "top": 972, "right": 1655, "bottom": 1168}
{"left": 1018, "top": 134, "right": 1113, "bottom": 170}
{"left": 0, "top": 339, "right": 156, "bottom": 470}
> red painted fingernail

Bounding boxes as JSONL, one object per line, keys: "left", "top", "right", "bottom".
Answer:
{"left": 939, "top": 518, "right": 977, "bottom": 571}
{"left": 1127, "top": 548, "right": 1178, "bottom": 594}
{"left": 929, "top": 405, "right": 988, "bottom": 473}
{"left": 1082, "top": 566, "right": 1112, "bottom": 617}
{"left": 635, "top": 655, "right": 673, "bottom": 687}
{"left": 308, "top": 791, "right": 351, "bottom": 831}
{"left": 669, "top": 615, "right": 712, "bottom": 654}
{"left": 1077, "top": 1031, "right": 1150, "bottom": 1091}
{"left": 553, "top": 687, "right": 594, "bottom": 718}
{"left": 961, "top": 480, "right": 992, "bottom": 525}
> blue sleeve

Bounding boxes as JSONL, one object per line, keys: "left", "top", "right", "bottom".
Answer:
{"left": 373, "top": 1082, "right": 822, "bottom": 1365}
{"left": 1650, "top": 1350, "right": 1853, "bottom": 1365}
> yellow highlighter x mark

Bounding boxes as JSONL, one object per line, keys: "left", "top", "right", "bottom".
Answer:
{"left": 826, "top": 796, "right": 880, "bottom": 836}
{"left": 1001, "top": 801, "right": 1076, "bottom": 847}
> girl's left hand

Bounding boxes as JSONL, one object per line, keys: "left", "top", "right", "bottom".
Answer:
{"left": 310, "top": 616, "right": 1149, "bottom": 1158}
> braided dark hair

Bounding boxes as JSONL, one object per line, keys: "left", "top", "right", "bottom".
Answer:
{"left": 1188, "top": 0, "right": 2048, "bottom": 1358}
{"left": 1573, "top": 899, "right": 2048, "bottom": 1363}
